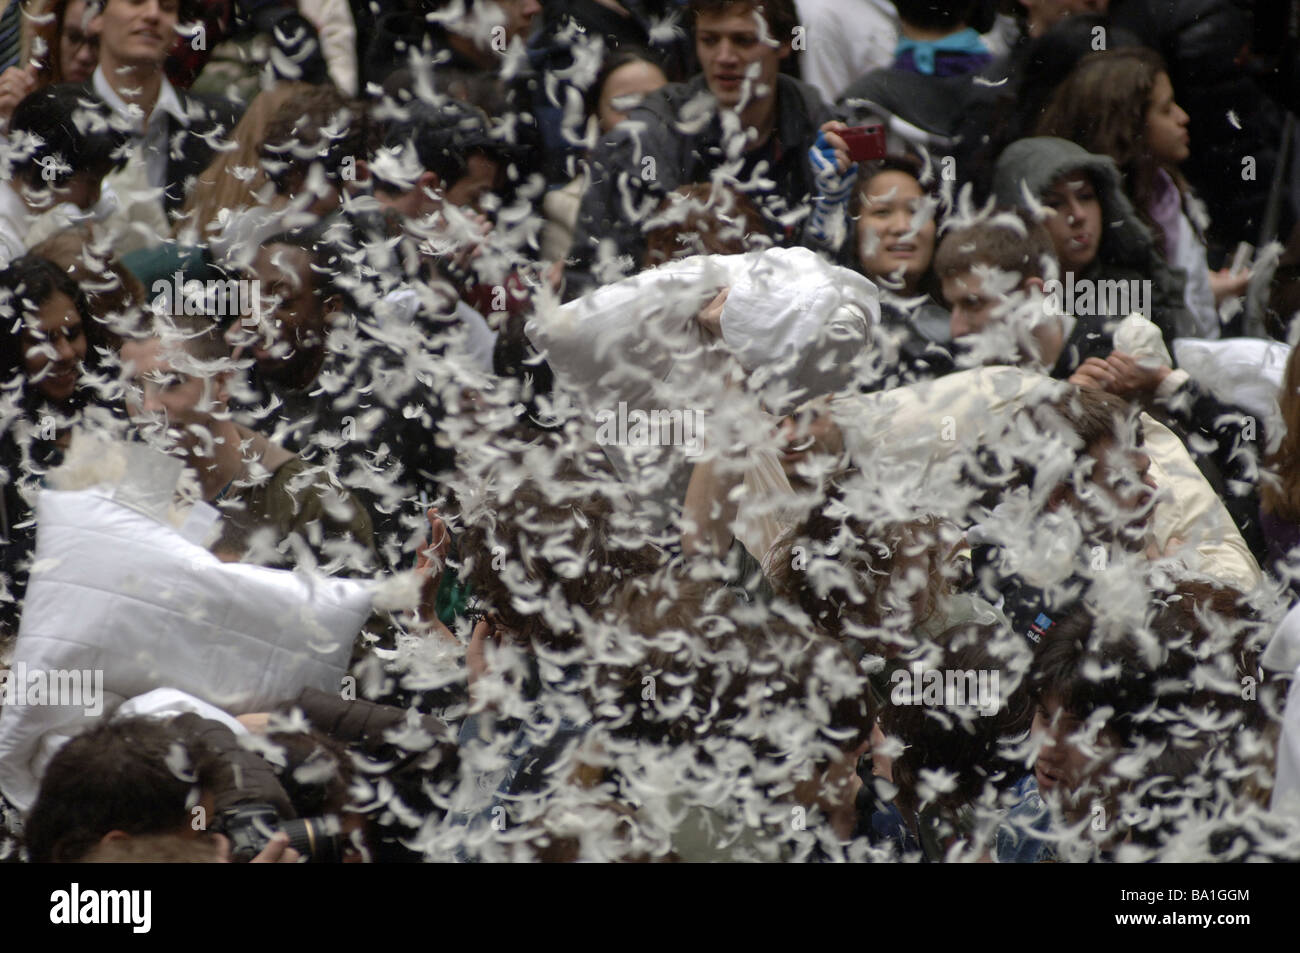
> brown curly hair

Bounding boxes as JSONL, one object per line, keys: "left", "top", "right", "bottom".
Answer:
{"left": 1036, "top": 47, "right": 1192, "bottom": 240}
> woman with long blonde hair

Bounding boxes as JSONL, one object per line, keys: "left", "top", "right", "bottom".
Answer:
{"left": 176, "top": 81, "right": 316, "bottom": 244}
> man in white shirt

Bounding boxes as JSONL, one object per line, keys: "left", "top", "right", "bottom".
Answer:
{"left": 0, "top": 85, "right": 126, "bottom": 265}
{"left": 86, "top": 0, "right": 239, "bottom": 245}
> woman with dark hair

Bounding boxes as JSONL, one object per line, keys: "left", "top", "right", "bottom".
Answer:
{"left": 992, "top": 135, "right": 1194, "bottom": 345}
{"left": 540, "top": 48, "right": 668, "bottom": 263}
{"left": 849, "top": 153, "right": 952, "bottom": 384}
{"left": 0, "top": 253, "right": 116, "bottom": 637}
{"left": 30, "top": 226, "right": 144, "bottom": 350}
{"left": 1036, "top": 48, "right": 1249, "bottom": 339}
{"left": 951, "top": 14, "right": 1142, "bottom": 205}
{"left": 0, "top": 0, "right": 100, "bottom": 123}
{"left": 27, "top": 0, "right": 100, "bottom": 82}
{"left": 0, "top": 254, "right": 109, "bottom": 435}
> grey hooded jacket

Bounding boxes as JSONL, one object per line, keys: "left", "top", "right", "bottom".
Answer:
{"left": 992, "top": 136, "right": 1194, "bottom": 342}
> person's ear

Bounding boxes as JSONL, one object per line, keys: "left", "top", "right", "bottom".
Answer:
{"left": 1023, "top": 276, "right": 1045, "bottom": 296}
{"left": 99, "top": 829, "right": 130, "bottom": 847}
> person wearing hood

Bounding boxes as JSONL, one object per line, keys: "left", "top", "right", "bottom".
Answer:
{"left": 1036, "top": 48, "right": 1250, "bottom": 338}
{"left": 993, "top": 136, "right": 1193, "bottom": 345}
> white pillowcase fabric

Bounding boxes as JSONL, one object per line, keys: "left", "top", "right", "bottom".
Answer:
{"left": 0, "top": 487, "right": 373, "bottom": 811}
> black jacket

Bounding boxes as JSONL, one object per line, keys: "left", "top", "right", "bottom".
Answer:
{"left": 80, "top": 80, "right": 242, "bottom": 217}
{"left": 567, "top": 73, "right": 832, "bottom": 296}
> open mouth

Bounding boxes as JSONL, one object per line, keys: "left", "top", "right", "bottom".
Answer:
{"left": 780, "top": 434, "right": 816, "bottom": 461}
{"left": 1035, "top": 763, "right": 1062, "bottom": 790}
{"left": 41, "top": 365, "right": 78, "bottom": 392}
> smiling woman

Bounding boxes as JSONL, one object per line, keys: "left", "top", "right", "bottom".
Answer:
{"left": 0, "top": 254, "right": 103, "bottom": 416}
{"left": 849, "top": 153, "right": 952, "bottom": 364}
{"left": 852, "top": 156, "right": 938, "bottom": 298}
{"left": 0, "top": 253, "right": 115, "bottom": 637}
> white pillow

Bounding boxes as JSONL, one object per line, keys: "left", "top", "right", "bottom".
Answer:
{"left": 1172, "top": 337, "right": 1290, "bottom": 421}
{"left": 0, "top": 487, "right": 374, "bottom": 811}
{"left": 531, "top": 247, "right": 880, "bottom": 418}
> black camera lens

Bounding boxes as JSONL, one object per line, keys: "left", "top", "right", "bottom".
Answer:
{"left": 216, "top": 805, "right": 348, "bottom": 862}
{"left": 280, "top": 816, "right": 345, "bottom": 863}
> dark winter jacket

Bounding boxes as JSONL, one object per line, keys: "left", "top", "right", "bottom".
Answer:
{"left": 839, "top": 67, "right": 976, "bottom": 160}
{"left": 993, "top": 136, "right": 1192, "bottom": 343}
{"left": 567, "top": 73, "right": 832, "bottom": 296}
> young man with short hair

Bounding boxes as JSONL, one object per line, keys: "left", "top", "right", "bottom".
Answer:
{"left": 24, "top": 715, "right": 301, "bottom": 863}
{"left": 119, "top": 313, "right": 375, "bottom": 569}
{"left": 934, "top": 213, "right": 1264, "bottom": 557}
{"left": 370, "top": 99, "right": 506, "bottom": 222}
{"left": 568, "top": 0, "right": 849, "bottom": 292}
{"left": 86, "top": 0, "right": 240, "bottom": 239}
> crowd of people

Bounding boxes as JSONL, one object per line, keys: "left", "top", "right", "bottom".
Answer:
{"left": 0, "top": 0, "right": 1298, "bottom": 863}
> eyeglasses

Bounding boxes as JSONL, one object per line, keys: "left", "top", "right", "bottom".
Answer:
{"left": 63, "top": 29, "right": 100, "bottom": 52}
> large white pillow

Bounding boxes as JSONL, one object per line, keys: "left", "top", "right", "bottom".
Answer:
{"left": 0, "top": 487, "right": 374, "bottom": 811}
{"left": 531, "top": 246, "right": 880, "bottom": 418}
{"left": 1172, "top": 337, "right": 1290, "bottom": 422}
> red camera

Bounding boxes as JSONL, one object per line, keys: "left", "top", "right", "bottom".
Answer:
{"left": 840, "top": 124, "right": 887, "bottom": 163}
